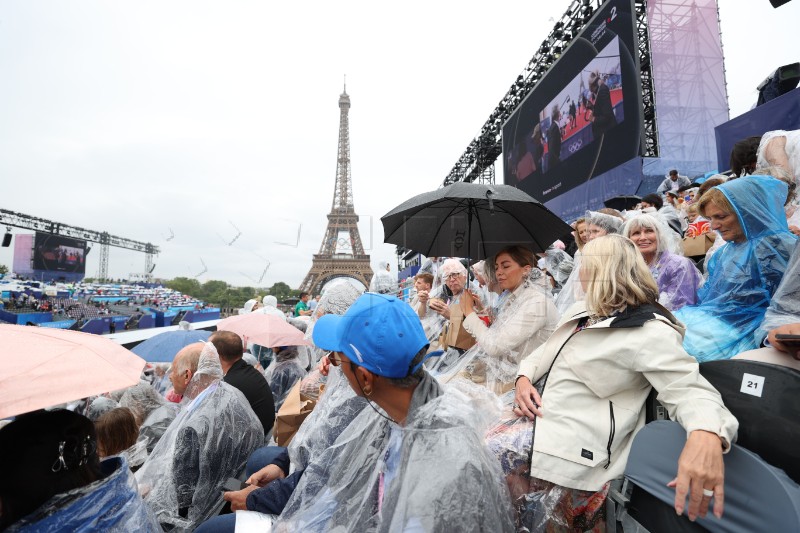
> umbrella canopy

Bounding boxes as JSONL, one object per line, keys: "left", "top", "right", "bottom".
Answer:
{"left": 131, "top": 329, "right": 212, "bottom": 363}
{"left": 0, "top": 325, "right": 146, "bottom": 419}
{"left": 216, "top": 313, "right": 310, "bottom": 348}
{"left": 381, "top": 182, "right": 571, "bottom": 260}
{"left": 603, "top": 195, "right": 642, "bottom": 211}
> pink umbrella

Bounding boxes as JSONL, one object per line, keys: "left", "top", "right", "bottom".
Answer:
{"left": 0, "top": 325, "right": 146, "bottom": 419}
{"left": 217, "top": 313, "right": 310, "bottom": 348}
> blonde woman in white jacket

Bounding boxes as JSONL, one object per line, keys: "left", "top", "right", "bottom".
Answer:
{"left": 513, "top": 234, "right": 738, "bottom": 529}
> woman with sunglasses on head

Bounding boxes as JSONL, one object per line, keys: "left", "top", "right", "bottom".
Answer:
{"left": 512, "top": 234, "right": 737, "bottom": 529}
{"left": 276, "top": 293, "right": 515, "bottom": 532}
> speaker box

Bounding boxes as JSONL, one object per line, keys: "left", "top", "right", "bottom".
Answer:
{"left": 1, "top": 233, "right": 11, "bottom": 247}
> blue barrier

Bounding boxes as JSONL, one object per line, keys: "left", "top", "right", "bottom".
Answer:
{"left": 39, "top": 320, "right": 77, "bottom": 329}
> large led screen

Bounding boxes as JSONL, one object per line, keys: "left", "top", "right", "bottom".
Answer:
{"left": 503, "top": 0, "right": 641, "bottom": 203}
{"left": 33, "top": 232, "right": 87, "bottom": 273}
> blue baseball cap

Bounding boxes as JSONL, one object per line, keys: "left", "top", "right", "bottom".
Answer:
{"left": 312, "top": 293, "right": 429, "bottom": 379}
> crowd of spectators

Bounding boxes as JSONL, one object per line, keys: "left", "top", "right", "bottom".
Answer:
{"left": 1, "top": 129, "right": 799, "bottom": 531}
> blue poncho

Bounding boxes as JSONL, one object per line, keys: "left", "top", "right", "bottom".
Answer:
{"left": 675, "top": 175, "right": 797, "bottom": 361}
{"left": 7, "top": 457, "right": 160, "bottom": 532}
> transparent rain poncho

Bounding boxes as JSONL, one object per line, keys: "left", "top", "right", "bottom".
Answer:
{"left": 125, "top": 373, "right": 179, "bottom": 455}
{"left": 264, "top": 347, "right": 308, "bottom": 412}
{"left": 622, "top": 214, "right": 703, "bottom": 311}
{"left": 369, "top": 261, "right": 398, "bottom": 295}
{"left": 543, "top": 248, "right": 574, "bottom": 291}
{"left": 6, "top": 457, "right": 160, "bottom": 532}
{"left": 757, "top": 241, "right": 800, "bottom": 342}
{"left": 303, "top": 282, "right": 363, "bottom": 367}
{"left": 135, "top": 342, "right": 264, "bottom": 531}
{"left": 432, "top": 270, "right": 560, "bottom": 394}
{"left": 554, "top": 211, "right": 622, "bottom": 314}
{"left": 485, "top": 392, "right": 609, "bottom": 531}
{"left": 275, "top": 372, "right": 515, "bottom": 532}
{"left": 287, "top": 366, "right": 368, "bottom": 472}
{"left": 119, "top": 380, "right": 171, "bottom": 424}
{"left": 86, "top": 396, "right": 118, "bottom": 422}
{"left": 674, "top": 175, "right": 797, "bottom": 361}
{"left": 757, "top": 129, "right": 800, "bottom": 180}
{"left": 257, "top": 295, "right": 286, "bottom": 319}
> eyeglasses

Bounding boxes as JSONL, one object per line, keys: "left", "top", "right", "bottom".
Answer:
{"left": 328, "top": 351, "right": 347, "bottom": 367}
{"left": 444, "top": 272, "right": 463, "bottom": 280}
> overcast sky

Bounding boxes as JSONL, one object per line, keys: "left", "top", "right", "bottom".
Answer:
{"left": 1, "top": 0, "right": 798, "bottom": 289}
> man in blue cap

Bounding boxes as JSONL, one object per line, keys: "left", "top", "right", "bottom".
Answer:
{"left": 276, "top": 292, "right": 515, "bottom": 532}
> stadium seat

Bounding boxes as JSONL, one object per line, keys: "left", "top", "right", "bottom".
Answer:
{"left": 699, "top": 359, "right": 800, "bottom": 483}
{"left": 610, "top": 421, "right": 800, "bottom": 532}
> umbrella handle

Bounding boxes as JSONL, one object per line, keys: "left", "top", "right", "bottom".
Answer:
{"left": 486, "top": 189, "right": 495, "bottom": 214}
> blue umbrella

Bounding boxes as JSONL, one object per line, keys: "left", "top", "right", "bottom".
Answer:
{"left": 131, "top": 329, "right": 211, "bottom": 363}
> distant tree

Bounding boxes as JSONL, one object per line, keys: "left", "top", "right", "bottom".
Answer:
{"left": 166, "top": 277, "right": 202, "bottom": 296}
{"left": 266, "top": 281, "right": 294, "bottom": 301}
{"left": 0, "top": 264, "right": 8, "bottom": 275}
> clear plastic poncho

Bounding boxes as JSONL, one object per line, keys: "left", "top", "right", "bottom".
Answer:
{"left": 622, "top": 213, "right": 703, "bottom": 311}
{"left": 303, "top": 282, "right": 364, "bottom": 367}
{"left": 433, "top": 270, "right": 560, "bottom": 393}
{"left": 543, "top": 248, "right": 574, "bottom": 291}
{"left": 757, "top": 241, "right": 800, "bottom": 342}
{"left": 757, "top": 129, "right": 800, "bottom": 180}
{"left": 257, "top": 295, "right": 286, "bottom": 319}
{"left": 275, "top": 372, "right": 515, "bottom": 532}
{"left": 85, "top": 396, "right": 118, "bottom": 422}
{"left": 369, "top": 261, "right": 398, "bottom": 295}
{"left": 674, "top": 175, "right": 797, "bottom": 361}
{"left": 138, "top": 403, "right": 178, "bottom": 454}
{"left": 119, "top": 380, "right": 170, "bottom": 424}
{"left": 554, "top": 211, "right": 622, "bottom": 314}
{"left": 264, "top": 347, "right": 308, "bottom": 412}
{"left": 135, "top": 342, "right": 264, "bottom": 531}
{"left": 287, "top": 366, "right": 369, "bottom": 473}
{"left": 6, "top": 456, "right": 160, "bottom": 532}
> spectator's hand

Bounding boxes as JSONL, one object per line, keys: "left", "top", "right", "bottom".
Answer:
{"left": 246, "top": 463, "right": 285, "bottom": 488}
{"left": 318, "top": 354, "right": 331, "bottom": 376}
{"left": 429, "top": 299, "right": 450, "bottom": 320}
{"left": 513, "top": 376, "right": 543, "bottom": 420}
{"left": 768, "top": 323, "right": 800, "bottom": 359}
{"left": 789, "top": 225, "right": 800, "bottom": 237}
{"left": 417, "top": 290, "right": 429, "bottom": 305}
{"left": 668, "top": 430, "right": 725, "bottom": 521}
{"left": 223, "top": 484, "right": 259, "bottom": 512}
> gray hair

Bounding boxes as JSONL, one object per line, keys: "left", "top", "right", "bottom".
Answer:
{"left": 622, "top": 214, "right": 672, "bottom": 257}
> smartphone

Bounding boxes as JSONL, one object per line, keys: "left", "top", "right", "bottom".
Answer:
{"left": 220, "top": 478, "right": 248, "bottom": 492}
{"left": 775, "top": 334, "right": 800, "bottom": 345}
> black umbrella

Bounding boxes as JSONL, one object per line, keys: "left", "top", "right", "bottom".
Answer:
{"left": 603, "top": 195, "right": 642, "bottom": 211}
{"left": 381, "top": 182, "right": 571, "bottom": 260}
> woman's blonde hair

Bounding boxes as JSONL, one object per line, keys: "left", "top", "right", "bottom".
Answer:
{"left": 697, "top": 187, "right": 734, "bottom": 218}
{"left": 574, "top": 217, "right": 587, "bottom": 250}
{"left": 581, "top": 234, "right": 659, "bottom": 317}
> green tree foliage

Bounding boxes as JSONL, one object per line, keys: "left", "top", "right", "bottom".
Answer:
{"left": 0, "top": 264, "right": 8, "bottom": 275}
{"left": 163, "top": 277, "right": 300, "bottom": 309}
{"left": 265, "top": 281, "right": 299, "bottom": 301}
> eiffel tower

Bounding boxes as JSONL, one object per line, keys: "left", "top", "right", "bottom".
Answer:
{"left": 299, "top": 85, "right": 373, "bottom": 294}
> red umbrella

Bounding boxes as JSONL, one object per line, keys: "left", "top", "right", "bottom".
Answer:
{"left": 216, "top": 313, "right": 310, "bottom": 348}
{"left": 0, "top": 325, "right": 146, "bottom": 419}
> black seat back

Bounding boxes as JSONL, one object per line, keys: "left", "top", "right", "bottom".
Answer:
{"left": 699, "top": 359, "right": 800, "bottom": 483}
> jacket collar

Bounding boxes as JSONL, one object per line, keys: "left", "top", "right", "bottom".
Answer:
{"left": 565, "top": 302, "right": 680, "bottom": 330}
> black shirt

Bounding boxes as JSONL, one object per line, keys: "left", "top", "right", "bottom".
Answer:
{"left": 223, "top": 358, "right": 276, "bottom": 435}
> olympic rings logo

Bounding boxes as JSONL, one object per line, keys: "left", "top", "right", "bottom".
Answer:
{"left": 567, "top": 139, "right": 583, "bottom": 153}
